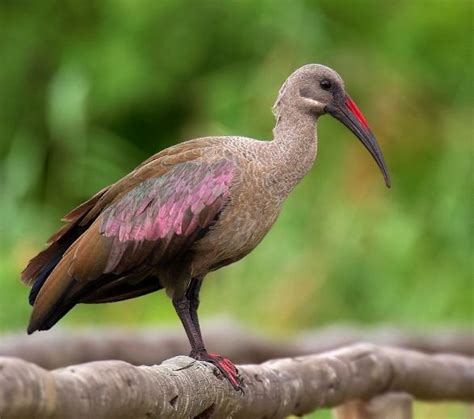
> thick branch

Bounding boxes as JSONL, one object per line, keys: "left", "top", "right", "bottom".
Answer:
{"left": 1, "top": 344, "right": 472, "bottom": 419}
{"left": 1, "top": 322, "right": 472, "bottom": 369}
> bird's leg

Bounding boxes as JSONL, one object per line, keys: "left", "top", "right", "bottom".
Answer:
{"left": 186, "top": 277, "right": 203, "bottom": 345}
{"left": 173, "top": 297, "right": 205, "bottom": 354}
{"left": 173, "top": 278, "right": 242, "bottom": 391}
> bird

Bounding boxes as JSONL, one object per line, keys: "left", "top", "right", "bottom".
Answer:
{"left": 22, "top": 64, "right": 390, "bottom": 390}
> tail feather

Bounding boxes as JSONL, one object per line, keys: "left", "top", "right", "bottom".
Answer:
{"left": 27, "top": 220, "right": 126, "bottom": 333}
{"left": 28, "top": 297, "right": 77, "bottom": 334}
{"left": 23, "top": 229, "right": 85, "bottom": 305}
{"left": 21, "top": 242, "right": 64, "bottom": 286}
{"left": 26, "top": 228, "right": 101, "bottom": 333}
{"left": 27, "top": 254, "right": 79, "bottom": 334}
{"left": 28, "top": 252, "right": 62, "bottom": 305}
{"left": 22, "top": 186, "right": 109, "bottom": 288}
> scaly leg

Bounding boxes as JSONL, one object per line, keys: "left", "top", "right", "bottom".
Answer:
{"left": 186, "top": 277, "right": 203, "bottom": 343}
{"left": 173, "top": 278, "right": 242, "bottom": 390}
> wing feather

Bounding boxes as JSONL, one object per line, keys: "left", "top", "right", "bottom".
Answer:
{"left": 27, "top": 158, "right": 235, "bottom": 333}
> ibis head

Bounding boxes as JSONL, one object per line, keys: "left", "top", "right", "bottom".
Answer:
{"left": 275, "top": 64, "right": 391, "bottom": 188}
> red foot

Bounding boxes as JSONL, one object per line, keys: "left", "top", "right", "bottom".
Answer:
{"left": 191, "top": 351, "right": 243, "bottom": 391}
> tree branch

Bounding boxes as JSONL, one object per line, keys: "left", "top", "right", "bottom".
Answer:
{"left": 1, "top": 321, "right": 472, "bottom": 369}
{"left": 1, "top": 344, "right": 473, "bottom": 419}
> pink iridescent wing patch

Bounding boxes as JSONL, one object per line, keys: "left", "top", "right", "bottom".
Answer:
{"left": 100, "top": 159, "right": 235, "bottom": 243}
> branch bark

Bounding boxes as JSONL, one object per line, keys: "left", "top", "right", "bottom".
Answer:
{"left": 1, "top": 322, "right": 472, "bottom": 369}
{"left": 1, "top": 344, "right": 472, "bottom": 419}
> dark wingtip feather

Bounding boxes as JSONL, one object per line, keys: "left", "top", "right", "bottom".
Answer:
{"left": 21, "top": 240, "right": 69, "bottom": 286}
{"left": 27, "top": 253, "right": 62, "bottom": 305}
{"left": 26, "top": 256, "right": 79, "bottom": 334}
{"left": 26, "top": 323, "right": 37, "bottom": 335}
{"left": 21, "top": 248, "right": 52, "bottom": 285}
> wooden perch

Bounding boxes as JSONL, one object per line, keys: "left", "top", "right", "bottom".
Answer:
{"left": 1, "top": 321, "right": 472, "bottom": 369}
{"left": 1, "top": 344, "right": 473, "bottom": 419}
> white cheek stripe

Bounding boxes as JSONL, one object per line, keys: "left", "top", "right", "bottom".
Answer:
{"left": 304, "top": 97, "right": 323, "bottom": 107}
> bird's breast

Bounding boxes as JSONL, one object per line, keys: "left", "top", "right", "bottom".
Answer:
{"left": 188, "top": 138, "right": 308, "bottom": 276}
{"left": 190, "top": 175, "right": 283, "bottom": 276}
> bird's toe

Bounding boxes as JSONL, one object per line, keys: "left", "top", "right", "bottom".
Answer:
{"left": 191, "top": 350, "right": 243, "bottom": 391}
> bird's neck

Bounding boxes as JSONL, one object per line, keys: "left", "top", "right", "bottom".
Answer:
{"left": 270, "top": 106, "right": 318, "bottom": 191}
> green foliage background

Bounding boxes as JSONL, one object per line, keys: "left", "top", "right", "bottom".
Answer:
{"left": 0, "top": 1, "right": 472, "bottom": 417}
{"left": 0, "top": 0, "right": 472, "bottom": 343}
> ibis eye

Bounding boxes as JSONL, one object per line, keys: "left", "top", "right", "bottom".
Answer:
{"left": 320, "top": 80, "right": 332, "bottom": 90}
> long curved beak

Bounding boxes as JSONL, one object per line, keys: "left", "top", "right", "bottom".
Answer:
{"left": 326, "top": 94, "right": 391, "bottom": 188}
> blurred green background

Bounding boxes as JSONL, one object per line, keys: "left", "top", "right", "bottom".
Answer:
{"left": 0, "top": 0, "right": 472, "bottom": 417}
{"left": 1, "top": 0, "right": 472, "bottom": 347}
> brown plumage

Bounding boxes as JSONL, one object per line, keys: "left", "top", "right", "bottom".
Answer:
{"left": 22, "top": 64, "right": 390, "bottom": 389}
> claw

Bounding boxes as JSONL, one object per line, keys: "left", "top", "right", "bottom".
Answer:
{"left": 191, "top": 351, "right": 243, "bottom": 391}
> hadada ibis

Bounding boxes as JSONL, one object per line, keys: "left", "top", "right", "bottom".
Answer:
{"left": 22, "top": 64, "right": 390, "bottom": 390}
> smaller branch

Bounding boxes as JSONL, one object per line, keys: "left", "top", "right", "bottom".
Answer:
{"left": 0, "top": 344, "right": 472, "bottom": 419}
{"left": 1, "top": 321, "right": 472, "bottom": 369}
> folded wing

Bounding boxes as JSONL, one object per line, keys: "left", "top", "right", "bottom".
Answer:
{"left": 27, "top": 158, "right": 235, "bottom": 333}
